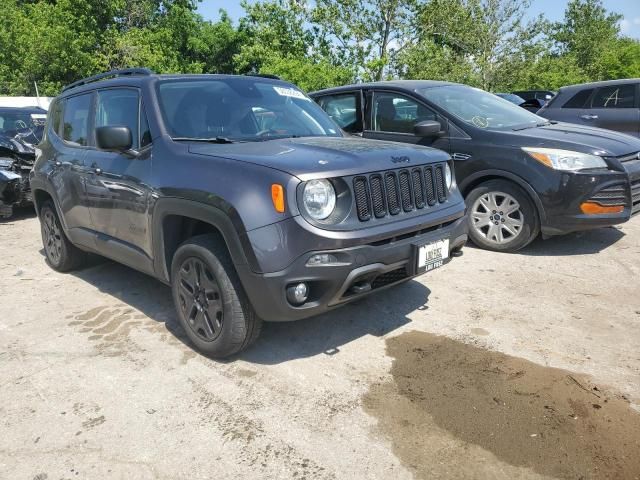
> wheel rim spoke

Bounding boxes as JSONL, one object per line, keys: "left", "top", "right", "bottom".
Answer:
{"left": 177, "top": 257, "right": 224, "bottom": 342}
{"left": 471, "top": 191, "right": 525, "bottom": 245}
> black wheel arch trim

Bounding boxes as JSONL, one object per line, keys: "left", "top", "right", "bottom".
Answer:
{"left": 458, "top": 169, "right": 547, "bottom": 223}
{"left": 151, "top": 197, "right": 260, "bottom": 284}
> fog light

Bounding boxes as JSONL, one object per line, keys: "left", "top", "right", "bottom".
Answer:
{"left": 306, "top": 253, "right": 338, "bottom": 266}
{"left": 580, "top": 202, "right": 624, "bottom": 214}
{"left": 286, "top": 283, "right": 309, "bottom": 305}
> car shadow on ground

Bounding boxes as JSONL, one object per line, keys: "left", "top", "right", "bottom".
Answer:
{"left": 520, "top": 226, "right": 625, "bottom": 256}
{"left": 0, "top": 206, "right": 37, "bottom": 223}
{"left": 59, "top": 253, "right": 427, "bottom": 364}
{"left": 465, "top": 226, "right": 626, "bottom": 256}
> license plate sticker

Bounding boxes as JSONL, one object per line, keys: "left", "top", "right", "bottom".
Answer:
{"left": 417, "top": 239, "right": 449, "bottom": 272}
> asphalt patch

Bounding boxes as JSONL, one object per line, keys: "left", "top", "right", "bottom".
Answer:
{"left": 364, "top": 331, "right": 640, "bottom": 479}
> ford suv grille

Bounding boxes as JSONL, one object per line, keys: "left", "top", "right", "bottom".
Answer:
{"left": 352, "top": 164, "right": 448, "bottom": 222}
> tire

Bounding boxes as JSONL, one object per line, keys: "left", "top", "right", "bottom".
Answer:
{"left": 39, "top": 200, "right": 86, "bottom": 271}
{"left": 170, "top": 234, "right": 262, "bottom": 358}
{"left": 465, "top": 179, "right": 539, "bottom": 252}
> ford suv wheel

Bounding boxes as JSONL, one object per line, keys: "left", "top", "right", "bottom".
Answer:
{"left": 466, "top": 180, "right": 539, "bottom": 252}
{"left": 170, "top": 234, "right": 262, "bottom": 358}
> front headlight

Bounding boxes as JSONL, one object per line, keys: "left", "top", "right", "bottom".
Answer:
{"left": 522, "top": 147, "right": 607, "bottom": 171}
{"left": 303, "top": 179, "right": 336, "bottom": 220}
{"left": 444, "top": 163, "right": 452, "bottom": 189}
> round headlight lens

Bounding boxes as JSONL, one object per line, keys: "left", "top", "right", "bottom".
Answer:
{"left": 444, "top": 163, "right": 452, "bottom": 189}
{"left": 303, "top": 179, "right": 336, "bottom": 220}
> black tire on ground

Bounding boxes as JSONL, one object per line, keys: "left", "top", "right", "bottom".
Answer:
{"left": 170, "top": 234, "right": 262, "bottom": 358}
{"left": 39, "top": 200, "right": 86, "bottom": 271}
{"left": 465, "top": 179, "right": 539, "bottom": 252}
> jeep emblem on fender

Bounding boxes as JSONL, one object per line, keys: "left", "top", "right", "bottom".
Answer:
{"left": 391, "top": 155, "right": 410, "bottom": 163}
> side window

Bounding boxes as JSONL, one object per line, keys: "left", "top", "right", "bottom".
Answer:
{"left": 317, "top": 93, "right": 362, "bottom": 133}
{"left": 562, "top": 89, "right": 593, "bottom": 109}
{"left": 95, "top": 89, "right": 140, "bottom": 149}
{"left": 372, "top": 92, "right": 438, "bottom": 134}
{"left": 140, "top": 105, "right": 152, "bottom": 148}
{"left": 62, "top": 94, "right": 92, "bottom": 146}
{"left": 48, "top": 100, "right": 63, "bottom": 136}
{"left": 591, "top": 84, "right": 636, "bottom": 109}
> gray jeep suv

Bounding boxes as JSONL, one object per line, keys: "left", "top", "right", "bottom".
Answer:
{"left": 31, "top": 69, "right": 467, "bottom": 357}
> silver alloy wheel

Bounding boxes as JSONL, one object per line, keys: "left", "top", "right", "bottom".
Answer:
{"left": 470, "top": 191, "right": 524, "bottom": 245}
{"left": 43, "top": 209, "right": 63, "bottom": 264}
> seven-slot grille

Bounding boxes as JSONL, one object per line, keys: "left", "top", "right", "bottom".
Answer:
{"left": 353, "top": 164, "right": 448, "bottom": 222}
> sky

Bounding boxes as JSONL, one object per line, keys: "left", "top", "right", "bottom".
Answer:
{"left": 196, "top": 0, "right": 640, "bottom": 39}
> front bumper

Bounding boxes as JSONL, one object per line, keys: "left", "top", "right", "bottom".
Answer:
{"left": 0, "top": 168, "right": 32, "bottom": 218}
{"left": 238, "top": 215, "right": 468, "bottom": 321}
{"left": 540, "top": 162, "right": 640, "bottom": 236}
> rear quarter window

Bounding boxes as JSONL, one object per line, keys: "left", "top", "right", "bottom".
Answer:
{"left": 591, "top": 84, "right": 637, "bottom": 109}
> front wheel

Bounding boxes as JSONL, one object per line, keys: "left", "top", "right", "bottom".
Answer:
{"left": 465, "top": 180, "right": 539, "bottom": 252}
{"left": 170, "top": 234, "right": 262, "bottom": 358}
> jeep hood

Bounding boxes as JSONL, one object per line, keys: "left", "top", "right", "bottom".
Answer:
{"left": 502, "top": 122, "right": 640, "bottom": 157}
{"left": 188, "top": 136, "right": 450, "bottom": 180}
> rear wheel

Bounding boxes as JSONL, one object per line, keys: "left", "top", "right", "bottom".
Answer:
{"left": 39, "top": 200, "right": 86, "bottom": 271}
{"left": 466, "top": 180, "right": 539, "bottom": 252}
{"left": 170, "top": 234, "right": 262, "bottom": 358}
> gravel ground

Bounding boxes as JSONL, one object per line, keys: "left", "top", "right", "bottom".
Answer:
{"left": 1, "top": 211, "right": 639, "bottom": 480}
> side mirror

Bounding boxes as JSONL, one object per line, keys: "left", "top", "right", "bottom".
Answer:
{"left": 96, "top": 126, "right": 133, "bottom": 152}
{"left": 414, "top": 120, "right": 442, "bottom": 137}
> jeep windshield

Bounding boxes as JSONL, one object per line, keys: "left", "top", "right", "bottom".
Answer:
{"left": 418, "top": 85, "right": 549, "bottom": 131}
{"left": 157, "top": 78, "right": 342, "bottom": 142}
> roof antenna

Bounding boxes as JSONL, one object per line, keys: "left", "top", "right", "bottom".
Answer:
{"left": 33, "top": 80, "right": 41, "bottom": 108}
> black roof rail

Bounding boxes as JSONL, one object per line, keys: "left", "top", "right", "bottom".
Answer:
{"left": 61, "top": 68, "right": 154, "bottom": 93}
{"left": 245, "top": 73, "right": 281, "bottom": 80}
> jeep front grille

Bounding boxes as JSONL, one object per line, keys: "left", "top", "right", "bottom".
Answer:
{"left": 353, "top": 164, "right": 448, "bottom": 222}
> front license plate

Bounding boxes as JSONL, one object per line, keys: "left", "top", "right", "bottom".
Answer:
{"left": 416, "top": 239, "right": 449, "bottom": 273}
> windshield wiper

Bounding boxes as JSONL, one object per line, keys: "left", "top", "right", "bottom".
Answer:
{"left": 173, "top": 136, "right": 236, "bottom": 144}
{"left": 512, "top": 122, "right": 550, "bottom": 131}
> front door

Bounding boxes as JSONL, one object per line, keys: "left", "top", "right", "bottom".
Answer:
{"left": 362, "top": 90, "right": 450, "bottom": 152}
{"left": 84, "top": 87, "right": 154, "bottom": 264}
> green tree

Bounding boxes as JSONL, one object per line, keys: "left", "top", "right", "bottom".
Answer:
{"left": 550, "top": 0, "right": 622, "bottom": 80}
{"left": 400, "top": 0, "right": 545, "bottom": 91}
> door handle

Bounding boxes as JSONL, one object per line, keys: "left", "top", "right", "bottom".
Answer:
{"left": 580, "top": 114, "right": 598, "bottom": 120}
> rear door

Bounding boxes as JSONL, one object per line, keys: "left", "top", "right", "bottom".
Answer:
{"left": 586, "top": 83, "right": 639, "bottom": 137}
{"left": 84, "top": 87, "right": 154, "bottom": 269}
{"left": 47, "top": 93, "right": 94, "bottom": 245}
{"left": 315, "top": 90, "right": 364, "bottom": 135}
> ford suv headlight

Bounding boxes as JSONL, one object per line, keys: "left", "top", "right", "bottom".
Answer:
{"left": 302, "top": 179, "right": 336, "bottom": 220}
{"left": 522, "top": 147, "right": 607, "bottom": 171}
{"left": 444, "top": 163, "right": 452, "bottom": 189}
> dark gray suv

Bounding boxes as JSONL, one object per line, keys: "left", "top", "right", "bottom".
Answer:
{"left": 30, "top": 69, "right": 467, "bottom": 357}
{"left": 538, "top": 79, "right": 639, "bottom": 137}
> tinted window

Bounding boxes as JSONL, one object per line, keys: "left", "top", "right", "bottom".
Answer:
{"left": 420, "top": 85, "right": 544, "bottom": 130}
{"left": 157, "top": 79, "right": 340, "bottom": 141}
{"left": 591, "top": 84, "right": 636, "bottom": 109}
{"left": 317, "top": 93, "right": 362, "bottom": 132}
{"left": 140, "top": 105, "right": 152, "bottom": 148}
{"left": 49, "top": 101, "right": 63, "bottom": 135}
{"left": 96, "top": 89, "right": 140, "bottom": 149}
{"left": 562, "top": 89, "right": 593, "bottom": 109}
{"left": 62, "top": 94, "right": 92, "bottom": 146}
{"left": 372, "top": 92, "right": 439, "bottom": 134}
